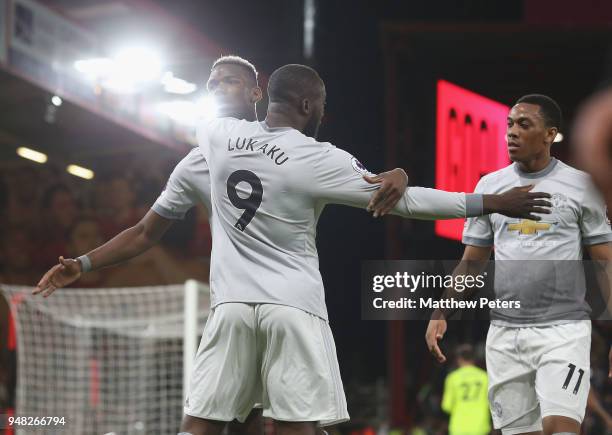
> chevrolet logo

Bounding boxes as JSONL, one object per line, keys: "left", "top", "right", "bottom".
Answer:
{"left": 507, "top": 219, "right": 553, "bottom": 235}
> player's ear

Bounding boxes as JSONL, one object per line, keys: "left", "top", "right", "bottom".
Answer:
{"left": 250, "top": 86, "right": 263, "bottom": 104}
{"left": 301, "top": 98, "right": 310, "bottom": 115}
{"left": 546, "top": 126, "right": 558, "bottom": 145}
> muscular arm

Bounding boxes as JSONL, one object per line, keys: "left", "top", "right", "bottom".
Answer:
{"left": 313, "top": 147, "right": 550, "bottom": 220}
{"left": 85, "top": 210, "right": 173, "bottom": 271}
{"left": 391, "top": 185, "right": 548, "bottom": 221}
{"left": 34, "top": 210, "right": 175, "bottom": 296}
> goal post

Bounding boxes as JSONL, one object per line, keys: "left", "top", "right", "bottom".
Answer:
{"left": 0, "top": 281, "right": 210, "bottom": 435}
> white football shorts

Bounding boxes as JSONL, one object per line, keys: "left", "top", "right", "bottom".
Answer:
{"left": 486, "top": 321, "right": 591, "bottom": 435}
{"left": 184, "top": 302, "right": 349, "bottom": 426}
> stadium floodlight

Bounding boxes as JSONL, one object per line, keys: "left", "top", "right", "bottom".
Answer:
{"left": 157, "top": 95, "right": 218, "bottom": 126}
{"left": 17, "top": 147, "right": 47, "bottom": 164}
{"left": 99, "top": 46, "right": 162, "bottom": 93}
{"left": 74, "top": 57, "right": 116, "bottom": 80}
{"left": 51, "top": 95, "right": 63, "bottom": 107}
{"left": 67, "top": 164, "right": 94, "bottom": 180}
{"left": 161, "top": 72, "right": 197, "bottom": 95}
{"left": 157, "top": 100, "right": 199, "bottom": 125}
{"left": 113, "top": 45, "right": 162, "bottom": 82}
{"left": 101, "top": 75, "right": 138, "bottom": 94}
{"left": 75, "top": 46, "right": 163, "bottom": 94}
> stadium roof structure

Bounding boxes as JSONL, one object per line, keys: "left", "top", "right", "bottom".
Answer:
{"left": 0, "top": 0, "right": 228, "bottom": 169}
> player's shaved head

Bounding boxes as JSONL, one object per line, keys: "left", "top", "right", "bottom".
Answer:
{"left": 265, "top": 64, "right": 326, "bottom": 138}
{"left": 268, "top": 64, "right": 325, "bottom": 106}
{"left": 212, "top": 55, "right": 258, "bottom": 86}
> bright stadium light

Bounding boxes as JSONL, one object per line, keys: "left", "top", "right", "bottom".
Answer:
{"left": 74, "top": 57, "right": 115, "bottom": 80}
{"left": 161, "top": 72, "right": 197, "bottom": 94}
{"left": 51, "top": 95, "right": 63, "bottom": 107}
{"left": 113, "top": 46, "right": 162, "bottom": 82}
{"left": 554, "top": 132, "right": 563, "bottom": 143}
{"left": 75, "top": 47, "right": 163, "bottom": 94}
{"left": 67, "top": 164, "right": 95, "bottom": 180}
{"left": 157, "top": 95, "right": 218, "bottom": 126}
{"left": 17, "top": 147, "right": 47, "bottom": 164}
{"left": 101, "top": 75, "right": 138, "bottom": 94}
{"left": 157, "top": 100, "right": 198, "bottom": 126}
{"left": 99, "top": 46, "right": 161, "bottom": 93}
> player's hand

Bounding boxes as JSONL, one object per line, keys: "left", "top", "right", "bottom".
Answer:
{"left": 425, "top": 317, "right": 447, "bottom": 363}
{"left": 364, "top": 168, "right": 408, "bottom": 217}
{"left": 488, "top": 185, "right": 552, "bottom": 220}
{"left": 33, "top": 256, "right": 82, "bottom": 297}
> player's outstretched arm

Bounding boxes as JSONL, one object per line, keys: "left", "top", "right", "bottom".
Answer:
{"left": 312, "top": 147, "right": 551, "bottom": 220}
{"left": 398, "top": 184, "right": 551, "bottom": 220}
{"left": 312, "top": 147, "right": 483, "bottom": 219}
{"left": 33, "top": 210, "right": 174, "bottom": 297}
{"left": 425, "top": 245, "right": 492, "bottom": 363}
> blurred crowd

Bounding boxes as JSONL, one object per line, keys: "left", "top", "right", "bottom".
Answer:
{"left": 0, "top": 156, "right": 212, "bottom": 288}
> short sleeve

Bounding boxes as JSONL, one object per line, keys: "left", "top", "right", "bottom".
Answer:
{"left": 462, "top": 177, "right": 494, "bottom": 247}
{"left": 151, "top": 148, "right": 211, "bottom": 220}
{"left": 308, "top": 144, "right": 378, "bottom": 207}
{"left": 580, "top": 179, "right": 612, "bottom": 245}
{"left": 309, "top": 144, "right": 470, "bottom": 219}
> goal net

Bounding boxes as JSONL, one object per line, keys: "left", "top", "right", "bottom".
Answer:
{"left": 1, "top": 280, "right": 210, "bottom": 435}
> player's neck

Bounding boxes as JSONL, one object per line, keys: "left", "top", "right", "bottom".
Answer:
{"left": 516, "top": 154, "right": 552, "bottom": 173}
{"left": 265, "top": 105, "right": 304, "bottom": 132}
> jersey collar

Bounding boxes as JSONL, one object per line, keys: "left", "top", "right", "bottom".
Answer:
{"left": 260, "top": 121, "right": 293, "bottom": 132}
{"left": 513, "top": 157, "right": 558, "bottom": 179}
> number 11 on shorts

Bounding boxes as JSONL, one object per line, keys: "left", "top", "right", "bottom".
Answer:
{"left": 561, "top": 363, "right": 584, "bottom": 395}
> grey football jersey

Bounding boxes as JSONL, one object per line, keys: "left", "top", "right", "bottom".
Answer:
{"left": 463, "top": 158, "right": 612, "bottom": 325}
{"left": 157, "top": 117, "right": 482, "bottom": 319}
